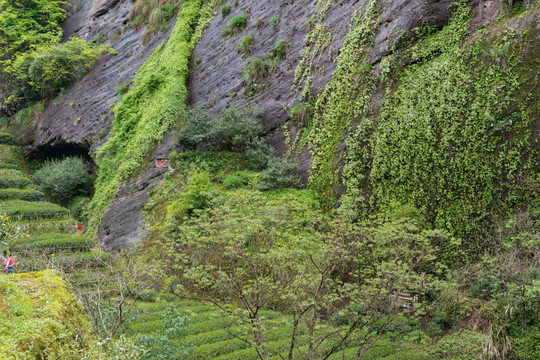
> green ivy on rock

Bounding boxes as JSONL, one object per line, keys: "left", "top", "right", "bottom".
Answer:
{"left": 88, "top": 0, "right": 219, "bottom": 236}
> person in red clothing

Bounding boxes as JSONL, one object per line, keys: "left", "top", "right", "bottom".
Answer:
{"left": 4, "top": 251, "right": 13, "bottom": 274}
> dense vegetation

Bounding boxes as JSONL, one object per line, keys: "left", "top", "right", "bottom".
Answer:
{"left": 0, "top": 270, "right": 98, "bottom": 359}
{"left": 88, "top": 0, "right": 220, "bottom": 236}
{"left": 33, "top": 156, "right": 92, "bottom": 206}
{"left": 1, "top": 0, "right": 539, "bottom": 358}
{"left": 0, "top": 0, "right": 110, "bottom": 114}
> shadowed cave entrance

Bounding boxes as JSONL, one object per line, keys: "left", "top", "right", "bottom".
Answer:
{"left": 27, "top": 142, "right": 95, "bottom": 171}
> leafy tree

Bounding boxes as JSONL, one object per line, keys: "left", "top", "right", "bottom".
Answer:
{"left": 162, "top": 189, "right": 454, "bottom": 359}
{"left": 11, "top": 38, "right": 112, "bottom": 99}
{"left": 177, "top": 107, "right": 262, "bottom": 152}
{"left": 33, "top": 157, "right": 92, "bottom": 206}
{"left": 0, "top": 0, "right": 66, "bottom": 66}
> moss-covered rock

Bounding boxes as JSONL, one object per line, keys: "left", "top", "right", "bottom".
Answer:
{"left": 0, "top": 270, "right": 97, "bottom": 360}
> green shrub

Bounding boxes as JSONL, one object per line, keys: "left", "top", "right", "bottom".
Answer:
{"left": 0, "top": 163, "right": 19, "bottom": 170}
{"left": 0, "top": 0, "right": 67, "bottom": 111}
{"left": 0, "top": 201, "right": 70, "bottom": 220}
{"left": 257, "top": 157, "right": 300, "bottom": 190}
{"left": 177, "top": 107, "right": 262, "bottom": 153}
{"left": 211, "top": 107, "right": 262, "bottom": 152}
{"left": 236, "top": 34, "right": 254, "bottom": 55}
{"left": 33, "top": 157, "right": 91, "bottom": 206}
{"left": 130, "top": 0, "right": 179, "bottom": 30}
{"left": 167, "top": 170, "right": 213, "bottom": 221}
{"left": 149, "top": 7, "right": 168, "bottom": 26}
{"left": 223, "top": 14, "right": 247, "bottom": 37}
{"left": 0, "top": 188, "right": 44, "bottom": 201}
{"left": 245, "top": 139, "right": 272, "bottom": 170}
{"left": 0, "top": 133, "right": 15, "bottom": 145}
{"left": 266, "top": 40, "right": 289, "bottom": 60}
{"left": 243, "top": 58, "right": 268, "bottom": 84}
{"left": 0, "top": 144, "right": 22, "bottom": 165}
{"left": 176, "top": 108, "right": 214, "bottom": 150}
{"left": 138, "top": 289, "right": 159, "bottom": 302}
{"left": 11, "top": 38, "right": 113, "bottom": 99}
{"left": 269, "top": 15, "right": 280, "bottom": 25}
{"left": 135, "top": 306, "right": 192, "bottom": 360}
{"left": 14, "top": 233, "right": 95, "bottom": 252}
{"left": 220, "top": 4, "right": 231, "bottom": 18}
{"left": 221, "top": 171, "right": 257, "bottom": 189}
{"left": 427, "top": 330, "right": 487, "bottom": 359}
{"left": 0, "top": 175, "right": 31, "bottom": 189}
{"left": 0, "top": 169, "right": 21, "bottom": 176}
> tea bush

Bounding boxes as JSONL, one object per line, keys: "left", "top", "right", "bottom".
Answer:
{"left": 0, "top": 176, "right": 31, "bottom": 189}
{"left": 0, "top": 133, "right": 15, "bottom": 145}
{"left": 0, "top": 188, "right": 44, "bottom": 201}
{"left": 33, "top": 157, "right": 91, "bottom": 206}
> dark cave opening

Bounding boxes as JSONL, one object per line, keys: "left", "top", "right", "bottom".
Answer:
{"left": 27, "top": 142, "right": 96, "bottom": 175}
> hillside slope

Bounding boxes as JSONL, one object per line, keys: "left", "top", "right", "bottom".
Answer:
{"left": 5, "top": 0, "right": 539, "bottom": 257}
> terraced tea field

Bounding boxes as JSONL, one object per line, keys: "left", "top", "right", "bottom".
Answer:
{"left": 2, "top": 134, "right": 424, "bottom": 359}
{"left": 0, "top": 137, "right": 104, "bottom": 279}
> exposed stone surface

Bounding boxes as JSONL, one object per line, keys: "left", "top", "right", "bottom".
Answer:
{"left": 98, "top": 133, "right": 176, "bottom": 251}
{"left": 20, "top": 0, "right": 509, "bottom": 250}
{"left": 19, "top": 0, "right": 175, "bottom": 157}
{"left": 188, "top": 0, "right": 456, "bottom": 179}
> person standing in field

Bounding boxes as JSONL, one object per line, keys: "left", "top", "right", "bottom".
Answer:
{"left": 4, "top": 251, "right": 13, "bottom": 274}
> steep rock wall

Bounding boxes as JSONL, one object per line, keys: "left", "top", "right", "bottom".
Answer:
{"left": 95, "top": 0, "right": 458, "bottom": 250}
{"left": 21, "top": 0, "right": 537, "bottom": 251}
{"left": 19, "top": 0, "right": 175, "bottom": 156}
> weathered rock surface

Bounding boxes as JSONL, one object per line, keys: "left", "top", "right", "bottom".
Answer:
{"left": 97, "top": 133, "right": 175, "bottom": 251}
{"left": 21, "top": 0, "right": 507, "bottom": 250}
{"left": 19, "top": 0, "right": 174, "bottom": 157}
{"left": 188, "top": 0, "right": 455, "bottom": 173}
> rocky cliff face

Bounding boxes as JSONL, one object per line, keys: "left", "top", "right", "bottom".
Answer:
{"left": 20, "top": 0, "right": 538, "bottom": 251}
{"left": 20, "top": 0, "right": 174, "bottom": 157}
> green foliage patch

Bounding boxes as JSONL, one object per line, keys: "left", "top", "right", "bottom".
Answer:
{"left": 33, "top": 157, "right": 92, "bottom": 206}
{"left": 0, "top": 0, "right": 66, "bottom": 67}
{"left": 0, "top": 270, "right": 98, "bottom": 359}
{"left": 0, "top": 201, "right": 70, "bottom": 221}
{"left": 89, "top": 0, "right": 217, "bottom": 236}
{"left": 0, "top": 0, "right": 108, "bottom": 115}
{"left": 177, "top": 106, "right": 262, "bottom": 152}
{"left": 0, "top": 188, "right": 43, "bottom": 201}
{"left": 222, "top": 14, "right": 247, "bottom": 37}
{"left": 130, "top": 0, "right": 181, "bottom": 34}
{"left": 236, "top": 34, "right": 254, "bottom": 55}
{"left": 14, "top": 233, "right": 95, "bottom": 252}
{"left": 0, "top": 145, "right": 23, "bottom": 167}
{"left": 220, "top": 3, "right": 231, "bottom": 18}
{"left": 11, "top": 38, "right": 112, "bottom": 99}
{"left": 306, "top": 0, "right": 379, "bottom": 210}
{"left": 0, "top": 133, "right": 15, "bottom": 145}
{"left": 0, "top": 175, "right": 31, "bottom": 189}
{"left": 368, "top": 4, "right": 539, "bottom": 247}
